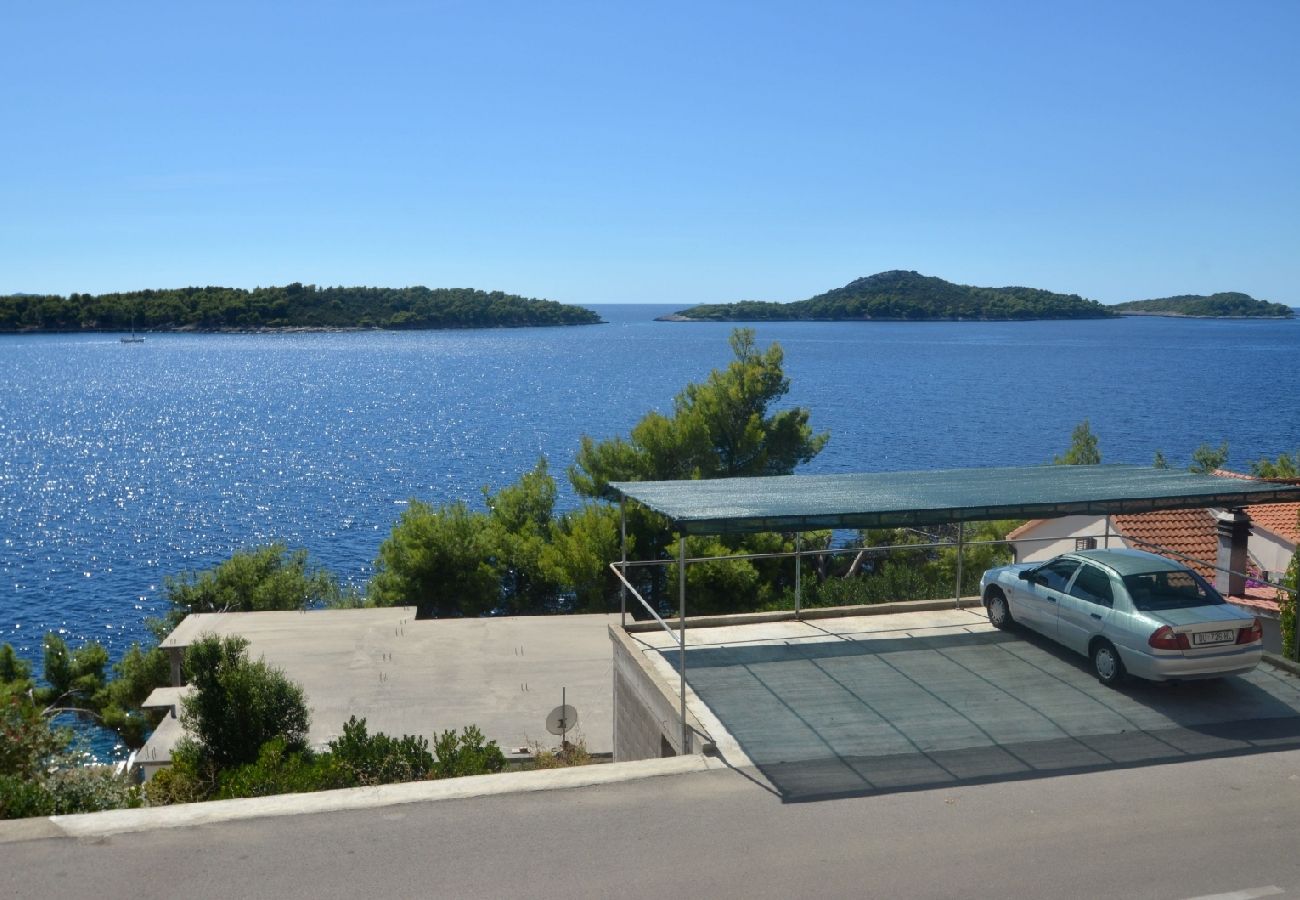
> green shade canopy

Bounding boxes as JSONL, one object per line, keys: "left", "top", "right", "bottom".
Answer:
{"left": 607, "top": 465, "right": 1300, "bottom": 535}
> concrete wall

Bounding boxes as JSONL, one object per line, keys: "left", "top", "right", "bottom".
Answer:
{"left": 1012, "top": 515, "right": 1120, "bottom": 563}
{"left": 609, "top": 626, "right": 708, "bottom": 762}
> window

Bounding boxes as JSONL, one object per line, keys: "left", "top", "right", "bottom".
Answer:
{"left": 1074, "top": 537, "right": 1097, "bottom": 551}
{"left": 1038, "top": 558, "right": 1081, "bottom": 592}
{"left": 1123, "top": 569, "right": 1225, "bottom": 611}
{"left": 1069, "top": 564, "right": 1114, "bottom": 607}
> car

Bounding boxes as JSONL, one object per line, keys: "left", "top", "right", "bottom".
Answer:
{"left": 979, "top": 548, "right": 1263, "bottom": 686}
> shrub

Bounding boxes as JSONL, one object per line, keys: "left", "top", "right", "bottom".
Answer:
{"left": 181, "top": 635, "right": 310, "bottom": 770}
{"left": 432, "top": 725, "right": 506, "bottom": 779}
{"left": 43, "top": 767, "right": 141, "bottom": 814}
{"left": 143, "top": 742, "right": 212, "bottom": 806}
{"left": 529, "top": 738, "right": 592, "bottom": 770}
{"left": 215, "top": 738, "right": 350, "bottom": 800}
{"left": 327, "top": 716, "right": 433, "bottom": 786}
{"left": 1282, "top": 549, "right": 1298, "bottom": 661}
{"left": 0, "top": 775, "right": 54, "bottom": 819}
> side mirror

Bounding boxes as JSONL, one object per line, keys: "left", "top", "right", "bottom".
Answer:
{"left": 1018, "top": 569, "right": 1037, "bottom": 583}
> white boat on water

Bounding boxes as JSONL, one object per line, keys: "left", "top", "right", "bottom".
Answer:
{"left": 121, "top": 316, "right": 145, "bottom": 343}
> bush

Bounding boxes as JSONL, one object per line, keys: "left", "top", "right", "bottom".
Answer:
{"left": 0, "top": 775, "right": 54, "bottom": 819}
{"left": 215, "top": 738, "right": 350, "bottom": 800}
{"left": 143, "top": 742, "right": 212, "bottom": 806}
{"left": 43, "top": 767, "right": 141, "bottom": 814}
{"left": 181, "top": 635, "right": 310, "bottom": 770}
{"left": 1282, "top": 549, "right": 1298, "bottom": 661}
{"left": 432, "top": 725, "right": 506, "bottom": 779}
{"left": 529, "top": 738, "right": 592, "bottom": 770}
{"left": 328, "top": 716, "right": 433, "bottom": 786}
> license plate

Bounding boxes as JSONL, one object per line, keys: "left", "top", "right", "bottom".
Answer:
{"left": 1193, "top": 630, "right": 1235, "bottom": 646}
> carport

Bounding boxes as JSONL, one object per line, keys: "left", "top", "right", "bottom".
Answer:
{"left": 606, "top": 465, "right": 1300, "bottom": 775}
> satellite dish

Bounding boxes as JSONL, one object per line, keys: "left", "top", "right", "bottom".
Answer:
{"left": 546, "top": 704, "right": 578, "bottom": 737}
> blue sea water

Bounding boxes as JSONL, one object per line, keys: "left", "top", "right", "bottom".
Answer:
{"left": 2, "top": 305, "right": 1298, "bottom": 758}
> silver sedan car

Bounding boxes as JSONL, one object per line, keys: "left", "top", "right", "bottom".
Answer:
{"left": 979, "top": 548, "right": 1263, "bottom": 685}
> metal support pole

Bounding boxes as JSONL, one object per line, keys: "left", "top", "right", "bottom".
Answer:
{"left": 619, "top": 498, "right": 627, "bottom": 628}
{"left": 795, "top": 533, "right": 802, "bottom": 619}
{"left": 678, "top": 535, "right": 689, "bottom": 753}
{"left": 954, "top": 521, "right": 965, "bottom": 608}
{"left": 1103, "top": 515, "right": 1112, "bottom": 549}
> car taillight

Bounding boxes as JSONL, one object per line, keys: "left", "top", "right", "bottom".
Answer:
{"left": 1148, "top": 626, "right": 1190, "bottom": 651}
{"left": 1236, "top": 618, "right": 1263, "bottom": 645}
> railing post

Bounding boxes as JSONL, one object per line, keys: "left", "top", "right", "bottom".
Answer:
{"left": 678, "top": 534, "right": 690, "bottom": 753}
{"left": 1104, "top": 515, "right": 1112, "bottom": 549}
{"left": 954, "top": 521, "right": 964, "bottom": 608}
{"left": 795, "top": 533, "right": 802, "bottom": 619}
{"left": 619, "top": 498, "right": 627, "bottom": 628}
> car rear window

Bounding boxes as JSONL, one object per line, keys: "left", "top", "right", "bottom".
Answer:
{"left": 1122, "top": 569, "right": 1226, "bottom": 611}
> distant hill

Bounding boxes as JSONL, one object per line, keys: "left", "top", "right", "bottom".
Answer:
{"left": 1111, "top": 292, "right": 1293, "bottom": 318}
{"left": 665, "top": 271, "right": 1115, "bottom": 322}
{"left": 0, "top": 284, "right": 604, "bottom": 332}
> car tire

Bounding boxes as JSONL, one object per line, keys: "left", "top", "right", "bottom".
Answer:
{"left": 1092, "top": 640, "right": 1126, "bottom": 687}
{"left": 986, "top": 589, "right": 1014, "bottom": 630}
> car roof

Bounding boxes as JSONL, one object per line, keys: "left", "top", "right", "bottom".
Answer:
{"left": 1068, "top": 548, "right": 1188, "bottom": 577}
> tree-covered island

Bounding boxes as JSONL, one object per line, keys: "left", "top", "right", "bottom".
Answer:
{"left": 0, "top": 283, "right": 604, "bottom": 332}
{"left": 1111, "top": 292, "right": 1293, "bottom": 318}
{"left": 662, "top": 270, "right": 1116, "bottom": 322}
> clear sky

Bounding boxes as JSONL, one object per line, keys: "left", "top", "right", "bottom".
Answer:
{"left": 2, "top": 0, "right": 1297, "bottom": 305}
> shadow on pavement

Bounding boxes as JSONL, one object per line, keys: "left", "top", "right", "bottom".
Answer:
{"left": 661, "top": 627, "right": 1300, "bottom": 803}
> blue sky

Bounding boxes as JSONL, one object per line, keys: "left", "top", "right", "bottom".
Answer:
{"left": 2, "top": 1, "right": 1297, "bottom": 305}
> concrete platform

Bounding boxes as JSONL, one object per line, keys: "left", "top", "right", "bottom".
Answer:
{"left": 631, "top": 608, "right": 1300, "bottom": 801}
{"left": 152, "top": 608, "right": 616, "bottom": 764}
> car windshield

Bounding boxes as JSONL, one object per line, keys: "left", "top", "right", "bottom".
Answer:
{"left": 1122, "top": 569, "right": 1226, "bottom": 611}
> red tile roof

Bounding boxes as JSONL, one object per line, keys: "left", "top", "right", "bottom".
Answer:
{"left": 1244, "top": 503, "right": 1300, "bottom": 546}
{"left": 1111, "top": 508, "right": 1220, "bottom": 580}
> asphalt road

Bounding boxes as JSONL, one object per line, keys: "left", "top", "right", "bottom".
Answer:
{"left": 4, "top": 748, "right": 1299, "bottom": 900}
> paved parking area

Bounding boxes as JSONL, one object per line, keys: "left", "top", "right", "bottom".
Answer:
{"left": 633, "top": 609, "right": 1300, "bottom": 801}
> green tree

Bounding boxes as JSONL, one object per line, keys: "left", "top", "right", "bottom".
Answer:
{"left": 0, "top": 643, "right": 32, "bottom": 686}
{"left": 1054, "top": 420, "right": 1101, "bottom": 465}
{"left": 570, "top": 328, "right": 827, "bottom": 496}
{"left": 39, "top": 635, "right": 108, "bottom": 706}
{"left": 157, "top": 544, "right": 339, "bottom": 635}
{"left": 1250, "top": 451, "right": 1299, "bottom": 479}
{"left": 179, "top": 635, "right": 310, "bottom": 773}
{"left": 1189, "top": 441, "right": 1229, "bottom": 474}
{"left": 369, "top": 500, "right": 500, "bottom": 618}
{"left": 1282, "top": 539, "right": 1298, "bottom": 661}
{"left": 539, "top": 503, "right": 624, "bottom": 612}
{"left": 483, "top": 459, "right": 559, "bottom": 613}
{"left": 1153, "top": 450, "right": 1168, "bottom": 469}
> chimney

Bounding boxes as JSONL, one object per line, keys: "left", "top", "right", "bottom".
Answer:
{"left": 1214, "top": 509, "right": 1250, "bottom": 597}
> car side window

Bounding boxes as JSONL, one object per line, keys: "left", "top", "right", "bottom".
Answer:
{"left": 1069, "top": 564, "right": 1114, "bottom": 607}
{"left": 1038, "top": 559, "right": 1080, "bottom": 592}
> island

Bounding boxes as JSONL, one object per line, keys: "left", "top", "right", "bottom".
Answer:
{"left": 1111, "top": 292, "right": 1293, "bottom": 319}
{"left": 661, "top": 271, "right": 1116, "bottom": 322}
{"left": 0, "top": 284, "right": 604, "bottom": 332}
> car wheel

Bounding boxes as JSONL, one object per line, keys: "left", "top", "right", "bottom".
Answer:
{"left": 986, "top": 589, "right": 1013, "bottom": 630}
{"left": 1092, "top": 640, "right": 1126, "bottom": 687}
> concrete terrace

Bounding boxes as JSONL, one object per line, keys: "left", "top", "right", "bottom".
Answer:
{"left": 628, "top": 607, "right": 1300, "bottom": 801}
{"left": 144, "top": 608, "right": 616, "bottom": 767}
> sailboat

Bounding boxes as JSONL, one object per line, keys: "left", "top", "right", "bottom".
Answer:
{"left": 120, "top": 314, "right": 145, "bottom": 344}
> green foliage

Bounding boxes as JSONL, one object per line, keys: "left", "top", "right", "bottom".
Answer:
{"left": 369, "top": 499, "right": 501, "bottom": 618}
{"left": 95, "top": 643, "right": 171, "bottom": 749}
{"left": 143, "top": 742, "right": 212, "bottom": 806}
{"left": 0, "top": 643, "right": 32, "bottom": 686}
{"left": 215, "top": 738, "right": 350, "bottom": 800}
{"left": 1250, "top": 451, "right": 1299, "bottom": 480}
{"left": 431, "top": 725, "right": 506, "bottom": 779}
{"left": 180, "top": 635, "right": 310, "bottom": 771}
{"left": 0, "top": 284, "right": 603, "bottom": 332}
{"left": 673, "top": 271, "right": 1115, "bottom": 322}
{"left": 1282, "top": 544, "right": 1298, "bottom": 661}
{"left": 1112, "top": 292, "right": 1293, "bottom": 318}
{"left": 0, "top": 686, "right": 140, "bottom": 819}
{"left": 39, "top": 634, "right": 109, "bottom": 706}
{"left": 1153, "top": 450, "right": 1168, "bottom": 469}
{"left": 540, "top": 503, "right": 623, "bottom": 612}
{"left": 571, "top": 329, "right": 827, "bottom": 495}
{"left": 157, "top": 544, "right": 339, "bottom": 635}
{"left": 1189, "top": 441, "right": 1229, "bottom": 474}
{"left": 484, "top": 459, "right": 561, "bottom": 613}
{"left": 1054, "top": 420, "right": 1101, "bottom": 466}
{"left": 327, "top": 716, "right": 434, "bottom": 786}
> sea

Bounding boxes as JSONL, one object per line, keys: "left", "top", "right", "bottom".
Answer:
{"left": 2, "top": 304, "right": 1298, "bottom": 759}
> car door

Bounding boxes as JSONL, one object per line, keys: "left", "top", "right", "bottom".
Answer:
{"left": 1056, "top": 562, "right": 1115, "bottom": 655}
{"left": 1015, "top": 557, "right": 1080, "bottom": 639}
